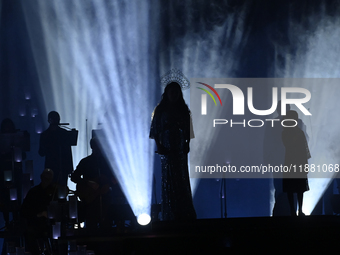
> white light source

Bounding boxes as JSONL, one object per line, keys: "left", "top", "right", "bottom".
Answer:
{"left": 52, "top": 222, "right": 61, "bottom": 239}
{"left": 9, "top": 188, "right": 17, "bottom": 201}
{"left": 68, "top": 195, "right": 78, "bottom": 220}
{"left": 137, "top": 213, "right": 151, "bottom": 226}
{"left": 4, "top": 170, "right": 12, "bottom": 182}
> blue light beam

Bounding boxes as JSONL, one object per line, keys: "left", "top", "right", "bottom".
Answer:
{"left": 21, "top": 0, "right": 160, "bottom": 218}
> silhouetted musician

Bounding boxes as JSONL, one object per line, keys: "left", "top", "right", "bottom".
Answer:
{"left": 71, "top": 137, "right": 117, "bottom": 229}
{"left": 39, "top": 111, "right": 77, "bottom": 186}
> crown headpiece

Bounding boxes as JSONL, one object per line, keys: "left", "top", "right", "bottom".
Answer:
{"left": 160, "top": 69, "right": 190, "bottom": 90}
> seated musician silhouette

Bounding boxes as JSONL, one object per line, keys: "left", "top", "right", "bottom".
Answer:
{"left": 21, "top": 168, "right": 56, "bottom": 254}
{"left": 71, "top": 138, "right": 118, "bottom": 230}
{"left": 39, "top": 111, "right": 74, "bottom": 186}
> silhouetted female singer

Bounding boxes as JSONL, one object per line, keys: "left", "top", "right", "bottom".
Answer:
{"left": 150, "top": 82, "right": 196, "bottom": 221}
{"left": 282, "top": 110, "right": 310, "bottom": 216}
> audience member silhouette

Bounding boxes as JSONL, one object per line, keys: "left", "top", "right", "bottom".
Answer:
{"left": 71, "top": 137, "right": 118, "bottom": 230}
{"left": 39, "top": 111, "right": 74, "bottom": 186}
{"left": 21, "top": 168, "right": 56, "bottom": 255}
{"left": 282, "top": 110, "right": 311, "bottom": 216}
{"left": 149, "top": 82, "right": 196, "bottom": 221}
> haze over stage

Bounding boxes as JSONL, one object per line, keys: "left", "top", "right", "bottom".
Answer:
{"left": 1, "top": 0, "right": 340, "bottom": 253}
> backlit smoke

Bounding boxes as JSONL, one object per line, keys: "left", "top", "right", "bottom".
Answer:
{"left": 21, "top": 0, "right": 159, "bottom": 217}
{"left": 19, "top": 0, "right": 340, "bottom": 218}
{"left": 272, "top": 6, "right": 340, "bottom": 214}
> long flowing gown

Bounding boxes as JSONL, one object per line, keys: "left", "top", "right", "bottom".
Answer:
{"left": 150, "top": 105, "right": 196, "bottom": 221}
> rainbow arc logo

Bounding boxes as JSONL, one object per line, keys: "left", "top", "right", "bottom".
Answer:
{"left": 196, "top": 82, "right": 222, "bottom": 106}
{"left": 196, "top": 82, "right": 222, "bottom": 115}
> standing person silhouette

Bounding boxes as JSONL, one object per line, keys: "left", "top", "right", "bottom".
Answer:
{"left": 263, "top": 101, "right": 290, "bottom": 216}
{"left": 39, "top": 111, "right": 74, "bottom": 186}
{"left": 150, "top": 79, "right": 196, "bottom": 221}
{"left": 282, "top": 110, "right": 311, "bottom": 216}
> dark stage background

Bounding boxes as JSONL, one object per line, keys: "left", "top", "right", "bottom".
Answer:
{"left": 0, "top": 1, "right": 339, "bottom": 252}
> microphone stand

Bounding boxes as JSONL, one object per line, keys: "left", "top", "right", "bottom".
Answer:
{"left": 220, "top": 164, "right": 228, "bottom": 218}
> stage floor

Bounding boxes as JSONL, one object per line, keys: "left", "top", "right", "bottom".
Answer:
{"left": 58, "top": 215, "right": 340, "bottom": 254}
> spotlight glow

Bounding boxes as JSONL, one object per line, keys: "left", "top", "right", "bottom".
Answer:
{"left": 137, "top": 213, "right": 151, "bottom": 226}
